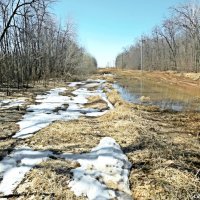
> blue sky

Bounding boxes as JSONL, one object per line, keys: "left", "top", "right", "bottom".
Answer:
{"left": 52, "top": 0, "right": 191, "bottom": 67}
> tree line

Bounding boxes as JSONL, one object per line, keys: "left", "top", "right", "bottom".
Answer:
{"left": 0, "top": 0, "right": 97, "bottom": 91}
{"left": 116, "top": 1, "right": 200, "bottom": 72}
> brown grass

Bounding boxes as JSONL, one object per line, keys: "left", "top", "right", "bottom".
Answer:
{"left": 14, "top": 160, "right": 85, "bottom": 200}
{"left": 84, "top": 95, "right": 108, "bottom": 111}
{"left": 24, "top": 86, "right": 199, "bottom": 199}
{"left": 1, "top": 71, "right": 200, "bottom": 199}
{"left": 0, "top": 81, "right": 69, "bottom": 161}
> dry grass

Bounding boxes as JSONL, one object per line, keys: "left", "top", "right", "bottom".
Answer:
{"left": 24, "top": 86, "right": 199, "bottom": 199}
{"left": 26, "top": 119, "right": 100, "bottom": 153}
{"left": 1, "top": 71, "right": 200, "bottom": 199}
{"left": 0, "top": 81, "right": 69, "bottom": 161}
{"left": 0, "top": 139, "right": 15, "bottom": 160}
{"left": 84, "top": 95, "right": 108, "bottom": 111}
{"left": 0, "top": 108, "right": 24, "bottom": 159}
{"left": 14, "top": 160, "right": 85, "bottom": 200}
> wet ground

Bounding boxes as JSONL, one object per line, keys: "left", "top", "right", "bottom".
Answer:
{"left": 114, "top": 73, "right": 200, "bottom": 111}
{"left": 0, "top": 70, "right": 200, "bottom": 200}
{"left": 0, "top": 79, "right": 128, "bottom": 199}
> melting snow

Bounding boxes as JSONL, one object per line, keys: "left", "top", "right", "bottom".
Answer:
{"left": 13, "top": 80, "right": 113, "bottom": 139}
{"left": 0, "top": 80, "right": 130, "bottom": 198}
{"left": 68, "top": 81, "right": 85, "bottom": 87}
{"left": 0, "top": 148, "right": 52, "bottom": 195}
{"left": 62, "top": 137, "right": 132, "bottom": 200}
{"left": 0, "top": 99, "right": 26, "bottom": 109}
{"left": 0, "top": 138, "right": 132, "bottom": 199}
{"left": 103, "top": 73, "right": 114, "bottom": 77}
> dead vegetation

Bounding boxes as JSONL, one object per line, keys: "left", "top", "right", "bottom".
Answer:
{"left": 84, "top": 95, "right": 109, "bottom": 111}
{"left": 0, "top": 108, "right": 24, "bottom": 160}
{"left": 13, "top": 160, "right": 84, "bottom": 200}
{"left": 0, "top": 70, "right": 200, "bottom": 199}
{"left": 17, "top": 79, "right": 199, "bottom": 199}
{"left": 0, "top": 80, "right": 68, "bottom": 159}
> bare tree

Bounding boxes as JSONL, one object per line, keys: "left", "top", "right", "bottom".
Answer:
{"left": 171, "top": 1, "right": 200, "bottom": 72}
{"left": 116, "top": 1, "right": 200, "bottom": 73}
{"left": 0, "top": 0, "right": 97, "bottom": 94}
{"left": 159, "top": 19, "right": 178, "bottom": 70}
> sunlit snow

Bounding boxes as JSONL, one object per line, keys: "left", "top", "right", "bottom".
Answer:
{"left": 0, "top": 138, "right": 132, "bottom": 199}
{"left": 62, "top": 137, "right": 132, "bottom": 200}
{"left": 13, "top": 80, "right": 113, "bottom": 139}
{"left": 0, "top": 80, "right": 132, "bottom": 199}
{"left": 0, "top": 99, "right": 26, "bottom": 109}
{"left": 0, "top": 148, "right": 52, "bottom": 195}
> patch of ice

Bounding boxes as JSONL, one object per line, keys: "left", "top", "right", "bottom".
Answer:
{"left": 62, "top": 137, "right": 132, "bottom": 200}
{"left": 0, "top": 148, "right": 52, "bottom": 195}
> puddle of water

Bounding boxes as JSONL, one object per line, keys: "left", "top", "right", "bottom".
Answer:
{"left": 114, "top": 77, "right": 200, "bottom": 112}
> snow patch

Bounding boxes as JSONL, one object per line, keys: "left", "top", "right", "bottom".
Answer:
{"left": 63, "top": 137, "right": 132, "bottom": 200}
{"left": 0, "top": 148, "right": 52, "bottom": 195}
{"left": 103, "top": 73, "right": 114, "bottom": 77}
{"left": 68, "top": 82, "right": 85, "bottom": 87}
{"left": 13, "top": 88, "right": 80, "bottom": 139}
{"left": 85, "top": 110, "right": 108, "bottom": 117}
{"left": 0, "top": 99, "right": 26, "bottom": 109}
{"left": 0, "top": 138, "right": 132, "bottom": 199}
{"left": 13, "top": 80, "right": 113, "bottom": 139}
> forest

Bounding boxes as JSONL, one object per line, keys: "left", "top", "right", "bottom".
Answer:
{"left": 116, "top": 1, "right": 200, "bottom": 72}
{"left": 0, "top": 0, "right": 97, "bottom": 92}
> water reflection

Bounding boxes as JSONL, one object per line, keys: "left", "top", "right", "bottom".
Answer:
{"left": 114, "top": 78, "right": 200, "bottom": 112}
